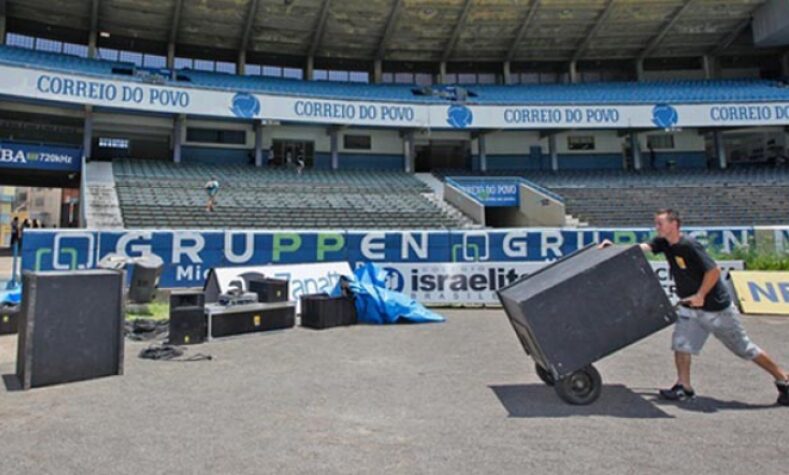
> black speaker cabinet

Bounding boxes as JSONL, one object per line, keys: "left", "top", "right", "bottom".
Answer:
{"left": 16, "top": 270, "right": 125, "bottom": 390}
{"left": 170, "top": 289, "right": 205, "bottom": 310}
{"left": 128, "top": 257, "right": 163, "bottom": 304}
{"left": 0, "top": 305, "right": 19, "bottom": 335}
{"left": 497, "top": 245, "right": 677, "bottom": 379}
{"left": 248, "top": 278, "right": 289, "bottom": 303}
{"left": 300, "top": 294, "right": 357, "bottom": 329}
{"left": 206, "top": 302, "right": 295, "bottom": 339}
{"left": 169, "top": 306, "right": 207, "bottom": 345}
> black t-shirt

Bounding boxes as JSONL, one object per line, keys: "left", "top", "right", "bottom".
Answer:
{"left": 648, "top": 235, "right": 731, "bottom": 311}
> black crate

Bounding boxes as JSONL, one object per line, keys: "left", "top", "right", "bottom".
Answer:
{"left": 209, "top": 303, "right": 295, "bottom": 338}
{"left": 248, "top": 278, "right": 289, "bottom": 303}
{"left": 169, "top": 306, "right": 207, "bottom": 345}
{"left": 300, "top": 293, "right": 357, "bottom": 329}
{"left": 170, "top": 289, "right": 205, "bottom": 310}
{"left": 16, "top": 270, "right": 125, "bottom": 390}
{"left": 497, "top": 245, "right": 676, "bottom": 379}
{"left": 0, "top": 306, "right": 19, "bottom": 335}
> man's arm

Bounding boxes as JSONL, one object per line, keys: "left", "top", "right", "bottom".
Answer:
{"left": 682, "top": 267, "right": 721, "bottom": 308}
{"left": 597, "top": 239, "right": 653, "bottom": 252}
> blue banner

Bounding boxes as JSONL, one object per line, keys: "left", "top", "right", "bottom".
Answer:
{"left": 21, "top": 227, "right": 754, "bottom": 288}
{"left": 0, "top": 141, "right": 82, "bottom": 172}
{"left": 447, "top": 177, "right": 521, "bottom": 207}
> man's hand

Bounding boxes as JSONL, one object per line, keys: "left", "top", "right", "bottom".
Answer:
{"left": 597, "top": 239, "right": 613, "bottom": 249}
{"left": 681, "top": 293, "right": 705, "bottom": 308}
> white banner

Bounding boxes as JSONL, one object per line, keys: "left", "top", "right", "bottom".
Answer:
{"left": 2, "top": 64, "right": 788, "bottom": 130}
{"left": 204, "top": 262, "right": 352, "bottom": 312}
{"left": 378, "top": 260, "right": 744, "bottom": 305}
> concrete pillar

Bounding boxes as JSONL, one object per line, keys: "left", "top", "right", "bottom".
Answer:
{"left": 503, "top": 61, "right": 512, "bottom": 85}
{"left": 569, "top": 60, "right": 579, "bottom": 84}
{"left": 631, "top": 132, "right": 642, "bottom": 171}
{"left": 403, "top": 131, "right": 415, "bottom": 173}
{"left": 0, "top": 0, "right": 6, "bottom": 46}
{"left": 702, "top": 55, "right": 718, "bottom": 80}
{"left": 781, "top": 51, "right": 789, "bottom": 78}
{"left": 373, "top": 59, "right": 383, "bottom": 84}
{"left": 237, "top": 50, "right": 246, "bottom": 76}
{"left": 173, "top": 115, "right": 184, "bottom": 164}
{"left": 305, "top": 56, "right": 315, "bottom": 81}
{"left": 785, "top": 128, "right": 789, "bottom": 159}
{"left": 635, "top": 58, "right": 645, "bottom": 82}
{"left": 439, "top": 62, "right": 447, "bottom": 84}
{"left": 88, "top": 31, "right": 98, "bottom": 59}
{"left": 167, "top": 43, "right": 176, "bottom": 69}
{"left": 254, "top": 121, "right": 263, "bottom": 167}
{"left": 82, "top": 106, "right": 93, "bottom": 161}
{"left": 478, "top": 134, "right": 488, "bottom": 172}
{"left": 548, "top": 134, "right": 559, "bottom": 172}
{"left": 330, "top": 128, "right": 339, "bottom": 170}
{"left": 714, "top": 130, "right": 727, "bottom": 169}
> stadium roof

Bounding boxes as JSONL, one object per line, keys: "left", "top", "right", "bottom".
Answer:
{"left": 3, "top": 0, "right": 785, "bottom": 65}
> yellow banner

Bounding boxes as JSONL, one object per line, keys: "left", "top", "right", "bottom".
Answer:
{"left": 730, "top": 271, "right": 789, "bottom": 315}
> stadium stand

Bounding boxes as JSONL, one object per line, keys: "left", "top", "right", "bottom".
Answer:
{"left": 113, "top": 160, "right": 474, "bottom": 229}
{"left": 0, "top": 44, "right": 134, "bottom": 76}
{"left": 435, "top": 168, "right": 789, "bottom": 227}
{"left": 3, "top": 44, "right": 789, "bottom": 105}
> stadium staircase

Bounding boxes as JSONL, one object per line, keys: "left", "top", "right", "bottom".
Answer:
{"left": 414, "top": 173, "right": 479, "bottom": 228}
{"left": 84, "top": 162, "right": 124, "bottom": 229}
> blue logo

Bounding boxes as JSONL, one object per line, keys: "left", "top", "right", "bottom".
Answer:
{"left": 652, "top": 104, "right": 678, "bottom": 129}
{"left": 230, "top": 93, "right": 261, "bottom": 118}
{"left": 447, "top": 105, "right": 473, "bottom": 128}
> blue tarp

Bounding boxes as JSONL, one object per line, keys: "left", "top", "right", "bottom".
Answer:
{"left": 331, "top": 262, "right": 445, "bottom": 324}
{"left": 0, "top": 285, "right": 21, "bottom": 306}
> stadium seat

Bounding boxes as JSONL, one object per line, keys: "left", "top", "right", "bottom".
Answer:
{"left": 435, "top": 168, "right": 789, "bottom": 227}
{"left": 113, "top": 159, "right": 469, "bottom": 229}
{"left": 2, "top": 45, "right": 789, "bottom": 105}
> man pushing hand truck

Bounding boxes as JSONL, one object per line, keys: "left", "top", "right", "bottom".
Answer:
{"left": 600, "top": 209, "right": 789, "bottom": 406}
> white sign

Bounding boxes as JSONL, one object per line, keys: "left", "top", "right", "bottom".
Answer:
{"left": 204, "top": 262, "right": 352, "bottom": 312}
{"left": 2, "top": 64, "right": 788, "bottom": 129}
{"left": 377, "top": 260, "right": 744, "bottom": 305}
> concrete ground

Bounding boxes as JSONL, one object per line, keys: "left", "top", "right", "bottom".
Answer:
{"left": 0, "top": 309, "right": 787, "bottom": 475}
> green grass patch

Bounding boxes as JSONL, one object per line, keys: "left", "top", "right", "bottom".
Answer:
{"left": 126, "top": 301, "right": 170, "bottom": 321}
{"left": 709, "top": 245, "right": 789, "bottom": 271}
{"left": 637, "top": 240, "right": 789, "bottom": 271}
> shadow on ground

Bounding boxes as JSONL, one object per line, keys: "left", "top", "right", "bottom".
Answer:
{"left": 490, "top": 384, "right": 673, "bottom": 419}
{"left": 633, "top": 390, "right": 778, "bottom": 414}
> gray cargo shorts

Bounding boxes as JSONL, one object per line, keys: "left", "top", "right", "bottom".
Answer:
{"left": 672, "top": 304, "right": 762, "bottom": 360}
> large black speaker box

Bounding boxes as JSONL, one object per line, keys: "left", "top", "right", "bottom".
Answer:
{"left": 0, "top": 305, "right": 19, "bottom": 335}
{"left": 169, "top": 306, "right": 207, "bottom": 345}
{"left": 16, "top": 270, "right": 125, "bottom": 390}
{"left": 170, "top": 289, "right": 205, "bottom": 310}
{"left": 206, "top": 302, "right": 295, "bottom": 339}
{"left": 497, "top": 245, "right": 677, "bottom": 378}
{"left": 248, "top": 278, "right": 289, "bottom": 303}
{"left": 300, "top": 294, "right": 357, "bottom": 329}
{"left": 169, "top": 289, "right": 207, "bottom": 345}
